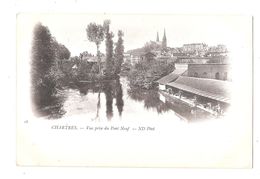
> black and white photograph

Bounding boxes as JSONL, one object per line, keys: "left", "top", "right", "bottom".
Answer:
{"left": 25, "top": 15, "right": 232, "bottom": 121}
{"left": 16, "top": 13, "right": 252, "bottom": 168}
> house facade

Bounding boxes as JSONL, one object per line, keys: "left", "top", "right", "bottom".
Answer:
{"left": 182, "top": 43, "right": 208, "bottom": 52}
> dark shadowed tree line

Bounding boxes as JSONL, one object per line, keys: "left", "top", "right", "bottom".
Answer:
{"left": 31, "top": 23, "right": 71, "bottom": 116}
{"left": 114, "top": 30, "right": 124, "bottom": 75}
{"left": 103, "top": 20, "right": 114, "bottom": 77}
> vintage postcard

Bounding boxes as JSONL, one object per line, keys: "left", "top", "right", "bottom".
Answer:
{"left": 16, "top": 13, "right": 252, "bottom": 167}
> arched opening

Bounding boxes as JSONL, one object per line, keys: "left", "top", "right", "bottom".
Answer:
{"left": 215, "top": 72, "right": 220, "bottom": 80}
{"left": 202, "top": 72, "right": 207, "bottom": 78}
{"left": 194, "top": 72, "right": 198, "bottom": 77}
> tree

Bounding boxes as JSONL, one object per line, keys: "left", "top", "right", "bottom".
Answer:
{"left": 57, "top": 43, "right": 71, "bottom": 60}
{"left": 114, "top": 30, "right": 124, "bottom": 75}
{"left": 51, "top": 37, "right": 71, "bottom": 60}
{"left": 144, "top": 41, "right": 161, "bottom": 52}
{"left": 31, "top": 23, "right": 57, "bottom": 109}
{"left": 86, "top": 23, "right": 104, "bottom": 73}
{"left": 103, "top": 20, "right": 114, "bottom": 77}
{"left": 128, "top": 59, "right": 175, "bottom": 89}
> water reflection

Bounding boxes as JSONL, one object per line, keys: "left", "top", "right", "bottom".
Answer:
{"left": 36, "top": 91, "right": 67, "bottom": 119}
{"left": 38, "top": 78, "right": 213, "bottom": 121}
{"left": 104, "top": 82, "right": 114, "bottom": 120}
{"left": 127, "top": 86, "right": 213, "bottom": 120}
{"left": 115, "top": 80, "right": 124, "bottom": 117}
{"left": 127, "top": 87, "right": 170, "bottom": 114}
{"left": 94, "top": 91, "right": 101, "bottom": 120}
{"left": 75, "top": 79, "right": 124, "bottom": 121}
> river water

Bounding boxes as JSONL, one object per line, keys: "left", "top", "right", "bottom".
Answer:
{"left": 42, "top": 77, "right": 213, "bottom": 121}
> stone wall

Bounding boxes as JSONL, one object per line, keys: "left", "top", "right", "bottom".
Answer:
{"left": 187, "top": 64, "right": 231, "bottom": 81}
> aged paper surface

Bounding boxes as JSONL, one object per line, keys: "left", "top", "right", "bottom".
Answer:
{"left": 16, "top": 13, "right": 252, "bottom": 168}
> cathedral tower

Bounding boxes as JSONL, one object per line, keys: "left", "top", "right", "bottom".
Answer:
{"left": 162, "top": 29, "right": 167, "bottom": 49}
{"left": 156, "top": 31, "right": 159, "bottom": 42}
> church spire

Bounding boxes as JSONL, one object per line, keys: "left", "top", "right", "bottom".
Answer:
{"left": 156, "top": 31, "right": 159, "bottom": 42}
{"left": 162, "top": 28, "right": 167, "bottom": 49}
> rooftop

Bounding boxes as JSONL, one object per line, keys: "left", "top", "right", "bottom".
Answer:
{"left": 187, "top": 63, "right": 230, "bottom": 65}
{"left": 167, "top": 76, "right": 231, "bottom": 103}
{"left": 183, "top": 43, "right": 207, "bottom": 46}
{"left": 156, "top": 68, "right": 187, "bottom": 85}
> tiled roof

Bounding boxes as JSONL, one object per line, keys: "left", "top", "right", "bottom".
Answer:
{"left": 167, "top": 76, "right": 231, "bottom": 103}
{"left": 156, "top": 68, "right": 187, "bottom": 85}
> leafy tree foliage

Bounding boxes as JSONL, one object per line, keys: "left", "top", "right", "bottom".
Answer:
{"left": 86, "top": 23, "right": 104, "bottom": 73}
{"left": 53, "top": 41, "right": 71, "bottom": 60}
{"left": 103, "top": 20, "right": 114, "bottom": 77}
{"left": 31, "top": 23, "right": 57, "bottom": 109}
{"left": 128, "top": 60, "right": 175, "bottom": 89}
{"left": 144, "top": 41, "right": 161, "bottom": 52}
{"left": 114, "top": 30, "right": 124, "bottom": 75}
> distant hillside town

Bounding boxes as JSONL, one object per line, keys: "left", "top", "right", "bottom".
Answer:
{"left": 125, "top": 29, "right": 229, "bottom": 65}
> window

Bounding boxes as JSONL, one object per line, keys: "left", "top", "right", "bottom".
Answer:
{"left": 194, "top": 72, "right": 198, "bottom": 77}
{"left": 215, "top": 72, "right": 220, "bottom": 80}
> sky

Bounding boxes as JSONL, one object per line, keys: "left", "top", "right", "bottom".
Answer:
{"left": 18, "top": 13, "right": 252, "bottom": 56}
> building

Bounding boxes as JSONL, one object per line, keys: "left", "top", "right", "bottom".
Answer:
{"left": 166, "top": 76, "right": 231, "bottom": 104}
{"left": 157, "top": 62, "right": 231, "bottom": 108}
{"left": 155, "top": 56, "right": 176, "bottom": 64}
{"left": 208, "top": 44, "right": 228, "bottom": 53}
{"left": 182, "top": 43, "right": 208, "bottom": 52}
{"left": 156, "top": 63, "right": 187, "bottom": 90}
{"left": 187, "top": 63, "right": 231, "bottom": 81}
{"left": 127, "top": 29, "right": 169, "bottom": 65}
{"left": 176, "top": 57, "right": 210, "bottom": 64}
{"left": 156, "top": 31, "right": 159, "bottom": 42}
{"left": 130, "top": 55, "right": 141, "bottom": 64}
{"left": 152, "top": 29, "right": 168, "bottom": 50}
{"left": 162, "top": 29, "right": 167, "bottom": 49}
